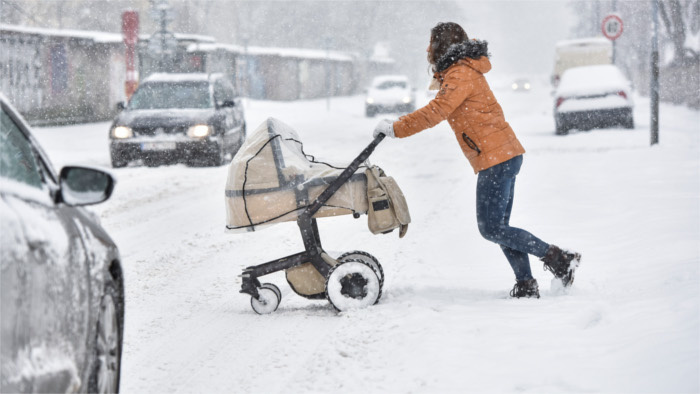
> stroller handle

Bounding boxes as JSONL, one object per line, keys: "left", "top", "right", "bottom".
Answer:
{"left": 302, "top": 133, "right": 386, "bottom": 218}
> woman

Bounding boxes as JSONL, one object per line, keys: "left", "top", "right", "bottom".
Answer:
{"left": 373, "top": 22, "right": 581, "bottom": 298}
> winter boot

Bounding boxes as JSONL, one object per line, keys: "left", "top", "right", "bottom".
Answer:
{"left": 510, "top": 278, "right": 540, "bottom": 298}
{"left": 541, "top": 245, "right": 581, "bottom": 287}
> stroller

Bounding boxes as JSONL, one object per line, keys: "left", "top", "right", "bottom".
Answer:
{"left": 225, "top": 118, "right": 410, "bottom": 313}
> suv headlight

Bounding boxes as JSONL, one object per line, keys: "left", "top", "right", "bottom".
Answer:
{"left": 187, "top": 125, "right": 212, "bottom": 138}
{"left": 366, "top": 97, "right": 375, "bottom": 104}
{"left": 402, "top": 96, "right": 412, "bottom": 104}
{"left": 112, "top": 126, "right": 133, "bottom": 139}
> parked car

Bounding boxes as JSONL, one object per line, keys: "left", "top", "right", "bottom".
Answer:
{"left": 552, "top": 37, "right": 612, "bottom": 86}
{"left": 553, "top": 64, "right": 634, "bottom": 135}
{"left": 0, "top": 94, "right": 124, "bottom": 393}
{"left": 365, "top": 75, "right": 415, "bottom": 117}
{"left": 109, "top": 73, "right": 246, "bottom": 167}
{"left": 511, "top": 78, "right": 531, "bottom": 92}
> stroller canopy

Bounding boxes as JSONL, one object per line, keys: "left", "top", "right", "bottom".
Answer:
{"left": 225, "top": 118, "right": 368, "bottom": 232}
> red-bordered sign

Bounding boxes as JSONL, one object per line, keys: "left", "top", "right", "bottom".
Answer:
{"left": 602, "top": 14, "right": 623, "bottom": 40}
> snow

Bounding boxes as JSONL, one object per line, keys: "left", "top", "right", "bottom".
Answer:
{"left": 244, "top": 46, "right": 354, "bottom": 62}
{"left": 557, "top": 94, "right": 630, "bottom": 113}
{"left": 186, "top": 42, "right": 355, "bottom": 62}
{"left": 326, "top": 261, "right": 381, "bottom": 311}
{"left": 0, "top": 178, "right": 53, "bottom": 206}
{"left": 0, "top": 23, "right": 121, "bottom": 44}
{"left": 142, "top": 73, "right": 216, "bottom": 83}
{"left": 556, "top": 65, "right": 631, "bottom": 98}
{"left": 7, "top": 344, "right": 81, "bottom": 391}
{"left": 371, "top": 75, "right": 410, "bottom": 86}
{"left": 32, "top": 77, "right": 699, "bottom": 393}
{"left": 555, "top": 37, "right": 612, "bottom": 50}
{"left": 140, "top": 32, "right": 216, "bottom": 43}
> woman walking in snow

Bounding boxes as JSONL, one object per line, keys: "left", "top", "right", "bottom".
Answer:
{"left": 373, "top": 22, "right": 581, "bottom": 298}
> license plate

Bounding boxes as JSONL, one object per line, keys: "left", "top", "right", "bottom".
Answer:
{"left": 141, "top": 142, "right": 176, "bottom": 151}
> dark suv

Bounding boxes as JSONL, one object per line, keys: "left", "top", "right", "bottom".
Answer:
{"left": 109, "top": 73, "right": 246, "bottom": 167}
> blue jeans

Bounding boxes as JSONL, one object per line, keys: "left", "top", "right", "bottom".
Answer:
{"left": 476, "top": 155, "right": 549, "bottom": 281}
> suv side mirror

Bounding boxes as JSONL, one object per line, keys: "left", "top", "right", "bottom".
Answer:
{"left": 219, "top": 100, "right": 236, "bottom": 108}
{"left": 59, "top": 166, "right": 115, "bottom": 206}
{"left": 116, "top": 102, "right": 125, "bottom": 111}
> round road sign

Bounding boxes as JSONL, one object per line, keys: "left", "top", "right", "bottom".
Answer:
{"left": 602, "top": 14, "right": 624, "bottom": 40}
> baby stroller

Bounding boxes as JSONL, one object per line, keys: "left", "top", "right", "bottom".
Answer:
{"left": 225, "top": 118, "right": 410, "bottom": 313}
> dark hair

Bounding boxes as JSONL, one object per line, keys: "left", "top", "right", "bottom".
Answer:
{"left": 428, "top": 22, "right": 469, "bottom": 72}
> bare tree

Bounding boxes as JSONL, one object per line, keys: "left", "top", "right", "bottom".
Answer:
{"left": 659, "top": 0, "right": 699, "bottom": 64}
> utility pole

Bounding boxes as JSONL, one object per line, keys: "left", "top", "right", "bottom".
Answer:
{"left": 243, "top": 35, "right": 250, "bottom": 108}
{"left": 612, "top": 0, "right": 617, "bottom": 64}
{"left": 122, "top": 10, "right": 139, "bottom": 100}
{"left": 325, "top": 37, "right": 331, "bottom": 111}
{"left": 147, "top": 0, "right": 176, "bottom": 74}
{"left": 650, "top": 0, "right": 660, "bottom": 145}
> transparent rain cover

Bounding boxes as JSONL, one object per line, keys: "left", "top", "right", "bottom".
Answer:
{"left": 225, "top": 118, "right": 368, "bottom": 233}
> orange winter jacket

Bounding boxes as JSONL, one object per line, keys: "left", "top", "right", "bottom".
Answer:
{"left": 393, "top": 41, "right": 525, "bottom": 173}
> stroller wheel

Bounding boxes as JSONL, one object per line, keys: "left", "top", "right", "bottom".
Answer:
{"left": 326, "top": 259, "right": 381, "bottom": 312}
{"left": 251, "top": 287, "right": 280, "bottom": 315}
{"left": 260, "top": 283, "right": 282, "bottom": 302}
{"left": 337, "top": 250, "right": 384, "bottom": 286}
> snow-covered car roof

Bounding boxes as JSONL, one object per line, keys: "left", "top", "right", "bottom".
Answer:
{"left": 141, "top": 73, "right": 223, "bottom": 84}
{"left": 371, "top": 75, "right": 409, "bottom": 86}
{"left": 556, "top": 65, "right": 630, "bottom": 97}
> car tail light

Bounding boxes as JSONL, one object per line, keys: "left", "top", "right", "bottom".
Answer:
{"left": 616, "top": 91, "right": 627, "bottom": 99}
{"left": 556, "top": 97, "right": 566, "bottom": 108}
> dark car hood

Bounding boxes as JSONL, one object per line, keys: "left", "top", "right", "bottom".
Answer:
{"left": 115, "top": 109, "right": 216, "bottom": 128}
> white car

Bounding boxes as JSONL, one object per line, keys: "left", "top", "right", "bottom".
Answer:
{"left": 365, "top": 75, "right": 415, "bottom": 117}
{"left": 554, "top": 64, "right": 634, "bottom": 135}
{"left": 511, "top": 78, "right": 531, "bottom": 92}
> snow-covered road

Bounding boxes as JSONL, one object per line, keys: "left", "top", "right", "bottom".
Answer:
{"left": 34, "top": 78, "right": 699, "bottom": 393}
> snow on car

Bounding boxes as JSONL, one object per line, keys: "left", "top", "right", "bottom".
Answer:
{"left": 365, "top": 75, "right": 416, "bottom": 117}
{"left": 554, "top": 64, "right": 634, "bottom": 135}
{"left": 0, "top": 94, "right": 124, "bottom": 393}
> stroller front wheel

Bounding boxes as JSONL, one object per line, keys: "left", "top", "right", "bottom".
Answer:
{"left": 251, "top": 286, "right": 280, "bottom": 314}
{"left": 326, "top": 259, "right": 381, "bottom": 312}
{"left": 260, "top": 283, "right": 282, "bottom": 302}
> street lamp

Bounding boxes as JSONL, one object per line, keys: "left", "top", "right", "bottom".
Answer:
{"left": 650, "top": 0, "right": 660, "bottom": 145}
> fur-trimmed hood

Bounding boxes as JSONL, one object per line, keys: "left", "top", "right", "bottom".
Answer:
{"left": 435, "top": 39, "right": 490, "bottom": 73}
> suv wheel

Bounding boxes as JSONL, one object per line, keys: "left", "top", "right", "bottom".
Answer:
{"left": 110, "top": 154, "right": 127, "bottom": 168}
{"left": 207, "top": 143, "right": 226, "bottom": 167}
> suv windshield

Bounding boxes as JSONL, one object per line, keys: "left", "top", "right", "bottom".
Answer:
{"left": 375, "top": 81, "right": 406, "bottom": 90}
{"left": 128, "top": 82, "right": 212, "bottom": 110}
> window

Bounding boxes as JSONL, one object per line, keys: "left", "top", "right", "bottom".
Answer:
{"left": 0, "top": 107, "right": 43, "bottom": 189}
{"left": 127, "top": 82, "right": 212, "bottom": 110}
{"left": 375, "top": 81, "right": 407, "bottom": 90}
{"left": 214, "top": 80, "right": 235, "bottom": 103}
